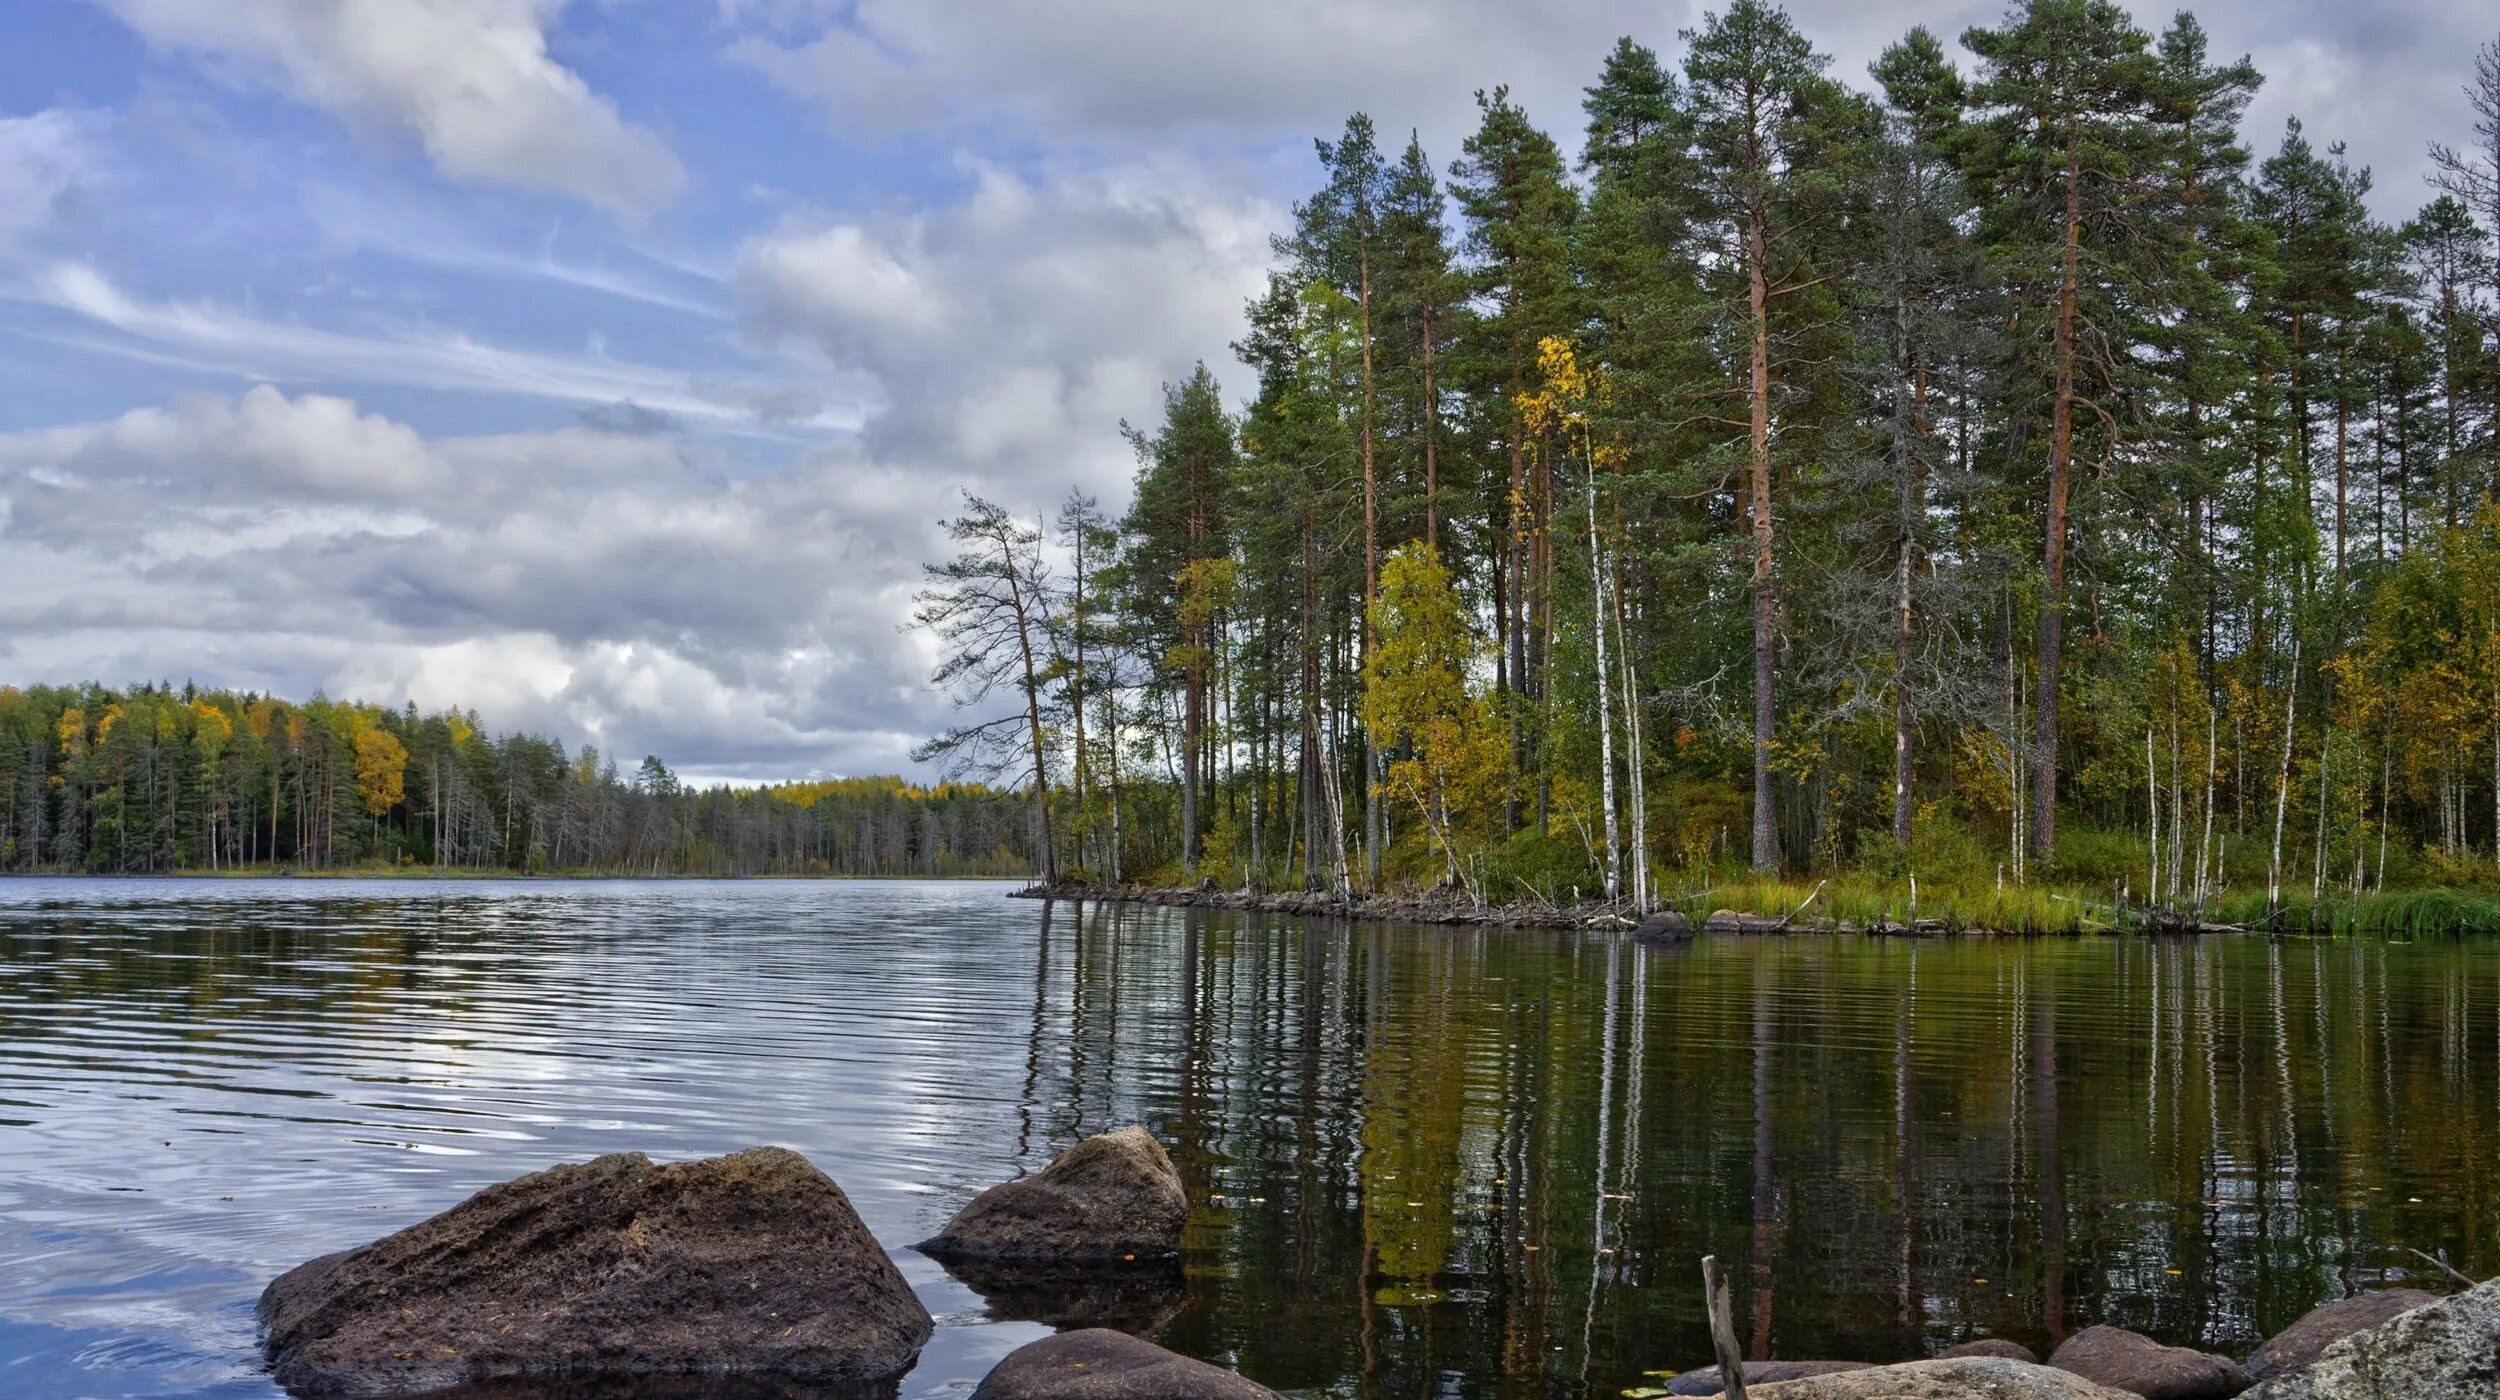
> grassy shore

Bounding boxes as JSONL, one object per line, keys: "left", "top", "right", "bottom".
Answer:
{"left": 1672, "top": 876, "right": 2500, "bottom": 935}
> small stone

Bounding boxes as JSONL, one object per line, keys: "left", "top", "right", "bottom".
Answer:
{"left": 2049, "top": 1325, "right": 2250, "bottom": 1399}
{"left": 971, "top": 1329, "right": 1275, "bottom": 1400}
{"left": 1668, "top": 1362, "right": 1875, "bottom": 1394}
{"left": 1633, "top": 912, "right": 1694, "bottom": 942}
{"left": 1736, "top": 1357, "right": 2139, "bottom": 1398}
{"left": 1940, "top": 1339, "right": 2043, "bottom": 1364}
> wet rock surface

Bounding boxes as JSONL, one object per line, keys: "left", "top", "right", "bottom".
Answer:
{"left": 2246, "top": 1275, "right": 2499, "bottom": 1399}
{"left": 1668, "top": 1361, "right": 1876, "bottom": 1393}
{"left": 968, "top": 1329, "right": 1276, "bottom": 1400}
{"left": 1633, "top": 911, "right": 1694, "bottom": 941}
{"left": 2047, "top": 1326, "right": 2250, "bottom": 1398}
{"left": 2240, "top": 1291, "right": 2439, "bottom": 1383}
{"left": 257, "top": 1147, "right": 931, "bottom": 1399}
{"left": 1733, "top": 1358, "right": 2139, "bottom": 1398}
{"left": 1939, "top": 1339, "right": 2043, "bottom": 1364}
{"left": 920, "top": 1126, "right": 1187, "bottom": 1266}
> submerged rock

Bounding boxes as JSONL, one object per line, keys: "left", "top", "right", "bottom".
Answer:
{"left": 969, "top": 1329, "right": 1274, "bottom": 1400}
{"left": 2241, "top": 1291, "right": 2439, "bottom": 1383}
{"left": 1939, "top": 1339, "right": 2042, "bottom": 1364}
{"left": 2246, "top": 1275, "right": 2499, "bottom": 1399}
{"left": 919, "top": 1126, "right": 1187, "bottom": 1265}
{"left": 935, "top": 1253, "right": 1185, "bottom": 1337}
{"left": 257, "top": 1147, "right": 931, "bottom": 1399}
{"left": 1730, "top": 1357, "right": 2138, "bottom": 1398}
{"left": 2048, "top": 1326, "right": 2250, "bottom": 1398}
{"left": 1669, "top": 1361, "right": 1875, "bottom": 1393}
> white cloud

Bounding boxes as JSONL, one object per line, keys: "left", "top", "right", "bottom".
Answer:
{"left": 301, "top": 184, "right": 728, "bottom": 318}
{"left": 0, "top": 108, "right": 105, "bottom": 249}
{"left": 735, "top": 160, "right": 1275, "bottom": 509}
{"left": 95, "top": 0, "right": 685, "bottom": 216}
{"left": 0, "top": 386, "right": 950, "bottom": 777}
{"left": 0, "top": 384, "right": 438, "bottom": 519}
{"left": 11, "top": 260, "right": 850, "bottom": 433}
{"left": 724, "top": 0, "right": 2474, "bottom": 224}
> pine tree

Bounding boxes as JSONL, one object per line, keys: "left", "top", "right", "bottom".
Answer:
{"left": 1681, "top": 0, "right": 1846, "bottom": 869}
{"left": 1961, "top": 0, "right": 2167, "bottom": 860}
{"left": 1449, "top": 87, "right": 1578, "bottom": 824}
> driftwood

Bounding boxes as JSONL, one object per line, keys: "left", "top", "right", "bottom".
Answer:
{"left": 1701, "top": 1254, "right": 1747, "bottom": 1400}
{"left": 1771, "top": 879, "right": 1828, "bottom": 932}
{"left": 2406, "top": 1247, "right": 2476, "bottom": 1287}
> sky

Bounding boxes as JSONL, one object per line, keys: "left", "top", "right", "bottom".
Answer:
{"left": 0, "top": 0, "right": 2488, "bottom": 784}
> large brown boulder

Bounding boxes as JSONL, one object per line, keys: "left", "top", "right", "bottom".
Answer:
{"left": 2241, "top": 1291, "right": 2439, "bottom": 1383}
{"left": 1940, "top": 1339, "right": 2042, "bottom": 1364}
{"left": 2048, "top": 1326, "right": 2250, "bottom": 1398}
{"left": 1731, "top": 1358, "right": 2139, "bottom": 1398}
{"left": 2247, "top": 1275, "right": 2499, "bottom": 1399}
{"left": 920, "top": 1126, "right": 1187, "bottom": 1265}
{"left": 970, "top": 1329, "right": 1274, "bottom": 1400}
{"left": 257, "top": 1147, "right": 931, "bottom": 1398}
{"left": 1669, "top": 1362, "right": 1876, "bottom": 1393}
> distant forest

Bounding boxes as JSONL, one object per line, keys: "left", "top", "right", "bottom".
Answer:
{"left": 908, "top": 4, "right": 2500, "bottom": 915}
{"left": 0, "top": 683, "right": 1036, "bottom": 877}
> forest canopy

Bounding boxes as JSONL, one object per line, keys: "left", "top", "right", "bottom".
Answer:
{"left": 908, "top": 4, "right": 2500, "bottom": 917}
{"left": 0, "top": 682, "right": 1036, "bottom": 877}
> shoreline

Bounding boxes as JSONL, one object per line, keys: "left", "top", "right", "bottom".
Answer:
{"left": 0, "top": 869, "right": 1032, "bottom": 883}
{"left": 1011, "top": 882, "right": 1993, "bottom": 936}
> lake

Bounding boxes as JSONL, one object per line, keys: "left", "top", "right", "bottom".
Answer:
{"left": 0, "top": 879, "right": 2493, "bottom": 1399}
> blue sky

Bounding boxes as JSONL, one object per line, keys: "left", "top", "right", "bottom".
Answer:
{"left": 0, "top": 0, "right": 2486, "bottom": 781}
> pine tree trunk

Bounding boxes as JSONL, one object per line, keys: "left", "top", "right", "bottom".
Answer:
{"left": 2034, "top": 138, "right": 2083, "bottom": 861}
{"left": 1748, "top": 208, "right": 1779, "bottom": 872}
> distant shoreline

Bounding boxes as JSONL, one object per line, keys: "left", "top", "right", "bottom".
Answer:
{"left": 0, "top": 869, "right": 1033, "bottom": 883}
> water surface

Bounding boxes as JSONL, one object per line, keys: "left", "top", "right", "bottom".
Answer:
{"left": 1, "top": 879, "right": 2494, "bottom": 1399}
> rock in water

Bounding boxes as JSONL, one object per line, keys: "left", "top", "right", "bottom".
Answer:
{"left": 2048, "top": 1326, "right": 2250, "bottom": 1398}
{"left": 1939, "top": 1339, "right": 2043, "bottom": 1364}
{"left": 1732, "top": 1358, "right": 2139, "bottom": 1397}
{"left": 2241, "top": 1291, "right": 2439, "bottom": 1383}
{"left": 257, "top": 1147, "right": 932, "bottom": 1398}
{"left": 2246, "top": 1275, "right": 2499, "bottom": 1399}
{"left": 1668, "top": 1362, "right": 1875, "bottom": 1393}
{"left": 919, "top": 1126, "right": 1186, "bottom": 1265}
{"left": 970, "top": 1329, "right": 1274, "bottom": 1400}
{"left": 1633, "top": 912, "right": 1694, "bottom": 942}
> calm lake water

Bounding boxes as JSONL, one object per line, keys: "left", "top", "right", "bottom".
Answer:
{"left": 1, "top": 879, "right": 2495, "bottom": 1400}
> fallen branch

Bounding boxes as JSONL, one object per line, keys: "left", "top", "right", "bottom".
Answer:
{"left": 2407, "top": 1247, "right": 2475, "bottom": 1288}
{"left": 1773, "top": 879, "right": 1828, "bottom": 932}
{"left": 1701, "top": 1255, "right": 1747, "bottom": 1400}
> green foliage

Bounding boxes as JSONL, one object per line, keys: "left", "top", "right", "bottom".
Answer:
{"left": 889, "top": 6, "right": 2500, "bottom": 920}
{"left": 0, "top": 682, "right": 1039, "bottom": 877}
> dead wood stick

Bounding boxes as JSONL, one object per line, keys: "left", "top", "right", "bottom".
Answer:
{"left": 1773, "top": 879, "right": 1828, "bottom": 932}
{"left": 2407, "top": 1247, "right": 2475, "bottom": 1287}
{"left": 1701, "top": 1254, "right": 1747, "bottom": 1400}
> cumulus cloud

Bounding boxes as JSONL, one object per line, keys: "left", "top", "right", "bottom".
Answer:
{"left": 0, "top": 387, "right": 942, "bottom": 779}
{"left": 726, "top": 0, "right": 1660, "bottom": 173}
{"left": 735, "top": 160, "right": 1276, "bottom": 510}
{"left": 0, "top": 108, "right": 105, "bottom": 249}
{"left": 95, "top": 0, "right": 685, "bottom": 216}
{"left": 724, "top": 0, "right": 2476, "bottom": 222}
